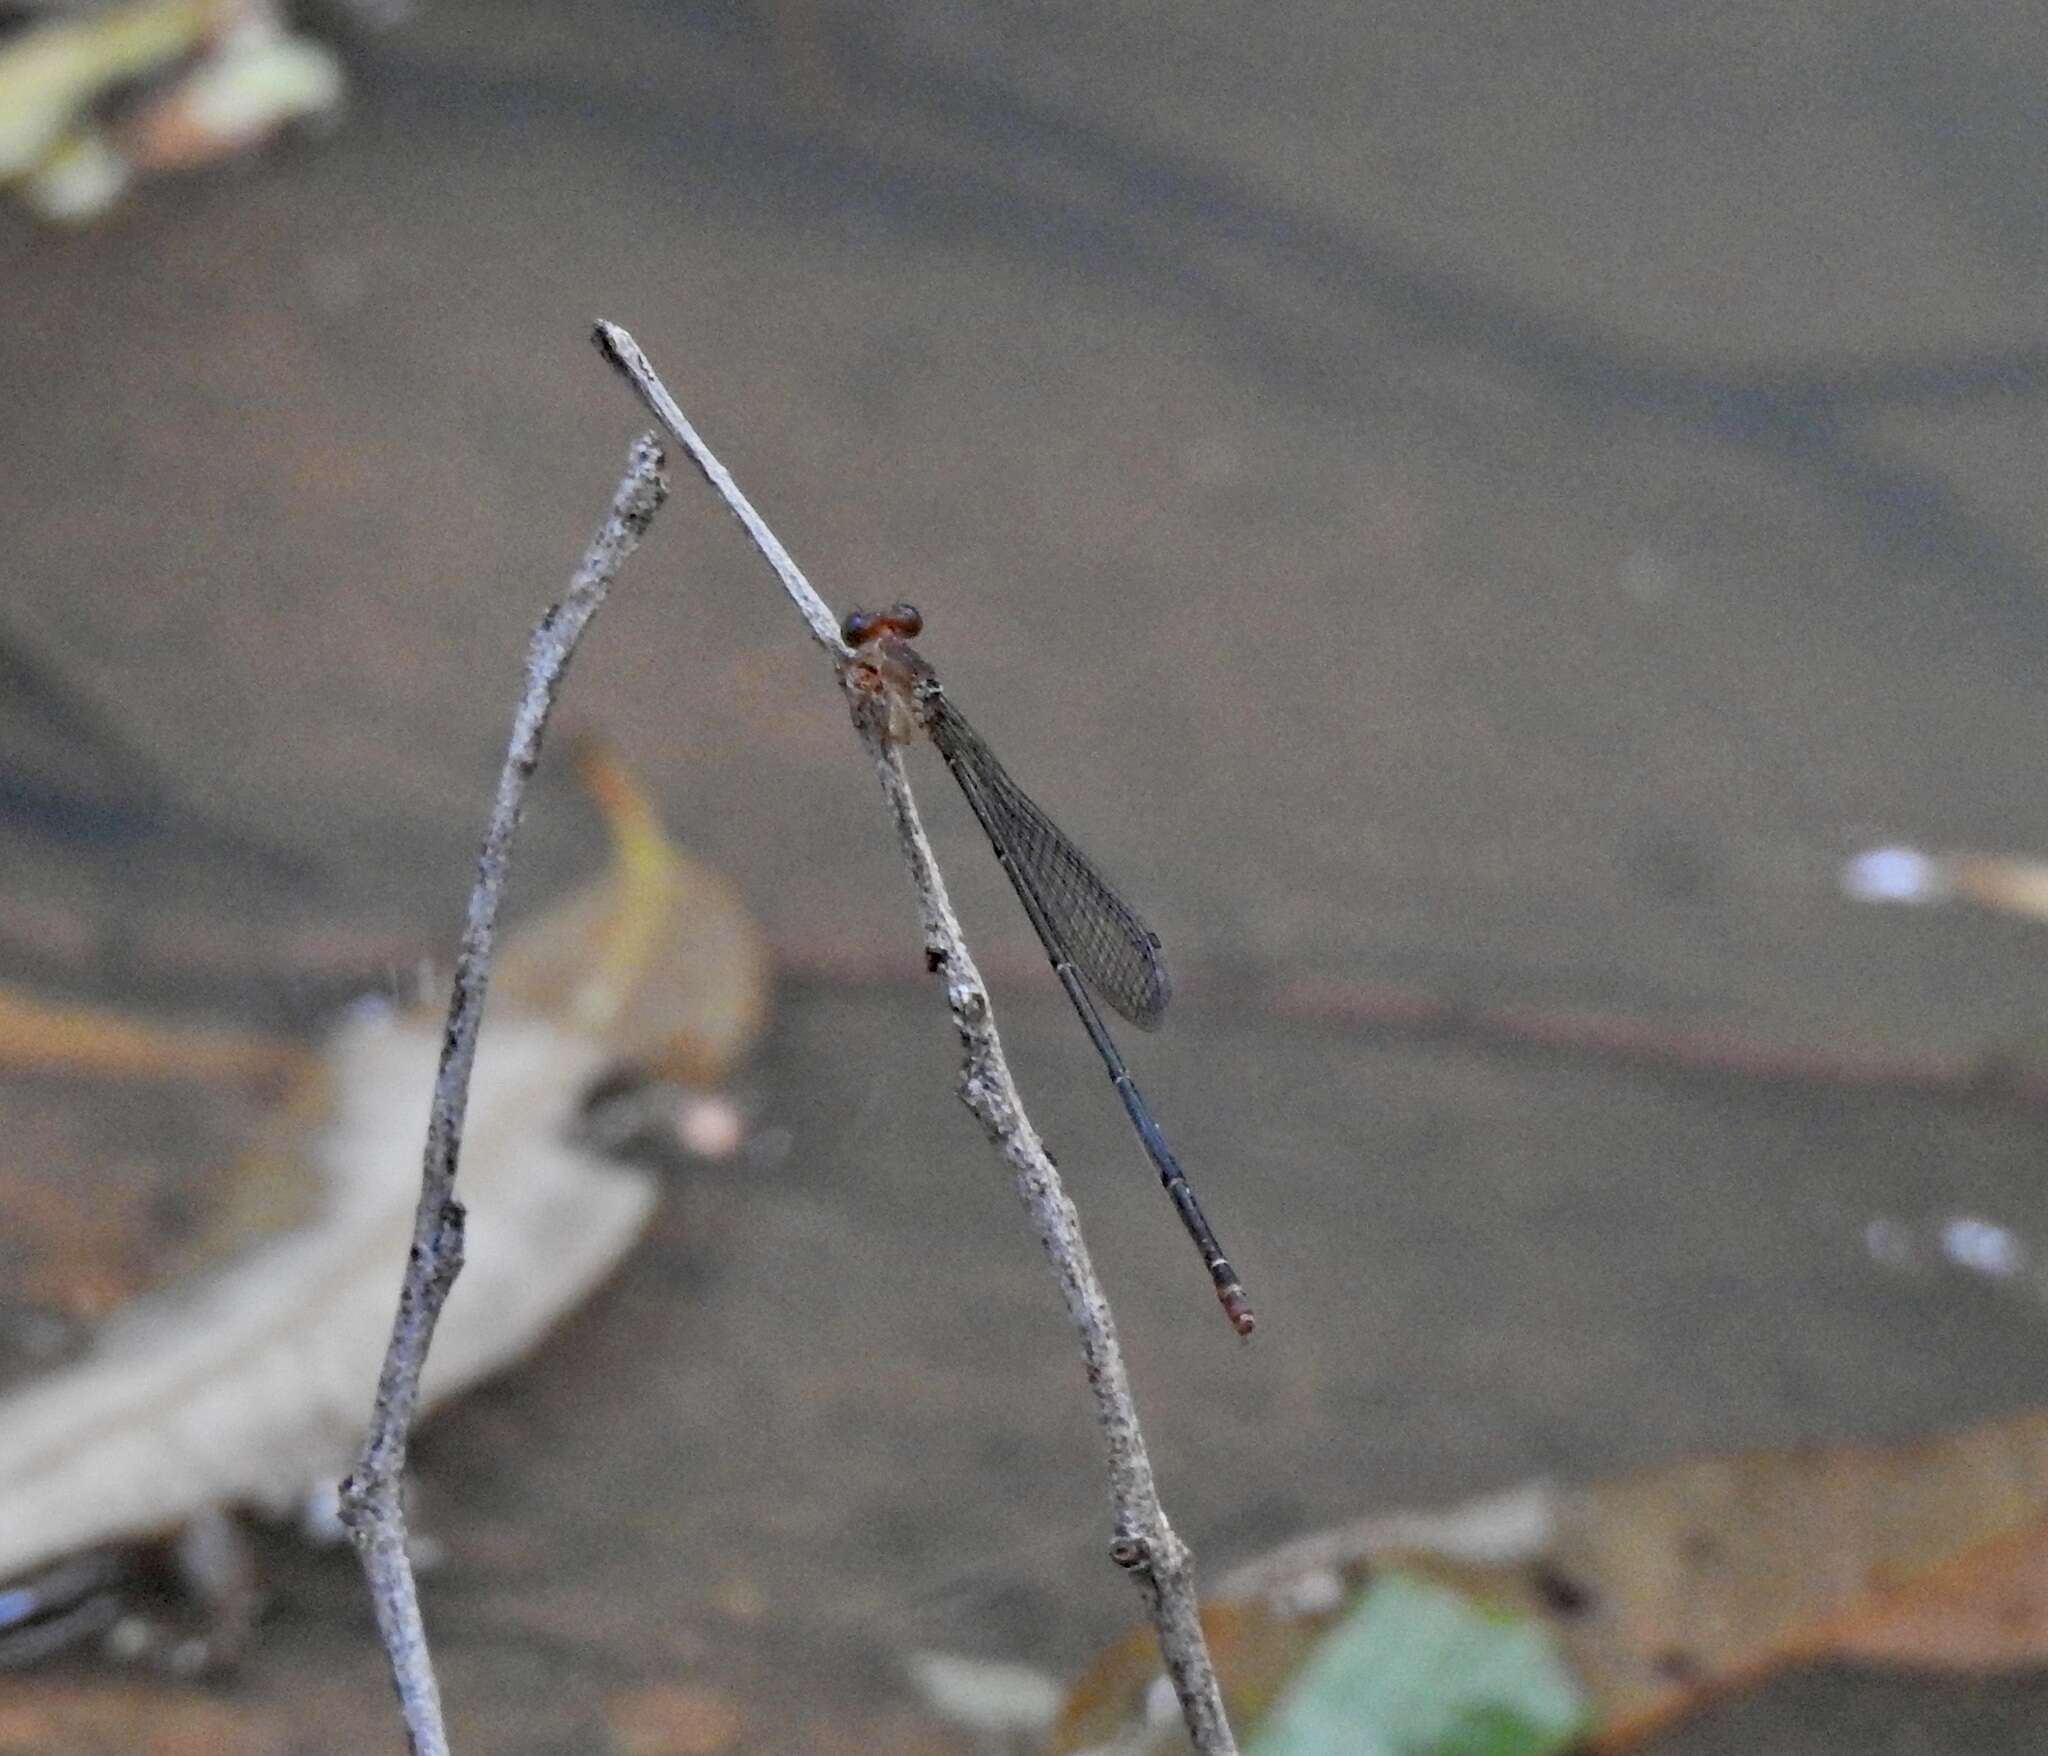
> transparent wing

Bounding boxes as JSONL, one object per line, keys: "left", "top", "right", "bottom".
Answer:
{"left": 924, "top": 691, "right": 1171, "bottom": 1029}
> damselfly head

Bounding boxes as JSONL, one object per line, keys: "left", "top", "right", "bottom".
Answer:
{"left": 841, "top": 602, "right": 924, "bottom": 647}
{"left": 840, "top": 606, "right": 928, "bottom": 744}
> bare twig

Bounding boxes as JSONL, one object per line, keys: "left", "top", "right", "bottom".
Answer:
{"left": 593, "top": 320, "right": 1241, "bottom": 1756}
{"left": 338, "top": 435, "right": 669, "bottom": 1756}
{"left": 590, "top": 323, "right": 843, "bottom": 655}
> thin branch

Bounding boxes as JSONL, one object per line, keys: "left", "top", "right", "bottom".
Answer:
{"left": 868, "top": 740, "right": 1239, "bottom": 1752}
{"left": 338, "top": 435, "right": 669, "bottom": 1756}
{"left": 591, "top": 322, "right": 843, "bottom": 654}
{"left": 593, "top": 321, "right": 1240, "bottom": 1756}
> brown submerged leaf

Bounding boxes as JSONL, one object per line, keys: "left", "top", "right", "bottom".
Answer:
{"left": 1045, "top": 1407, "right": 2048, "bottom": 1753}
{"left": 1518, "top": 1410, "right": 2045, "bottom": 1744}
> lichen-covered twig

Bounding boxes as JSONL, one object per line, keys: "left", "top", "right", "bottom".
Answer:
{"left": 593, "top": 320, "right": 1240, "bottom": 1756}
{"left": 338, "top": 435, "right": 668, "bottom": 1756}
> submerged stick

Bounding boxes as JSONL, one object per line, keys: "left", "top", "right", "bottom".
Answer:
{"left": 594, "top": 320, "right": 1241, "bottom": 1756}
{"left": 338, "top": 435, "right": 668, "bottom": 1756}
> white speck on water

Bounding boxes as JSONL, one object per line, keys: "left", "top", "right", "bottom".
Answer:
{"left": 1940, "top": 1215, "right": 2028, "bottom": 1281}
{"left": 675, "top": 1093, "right": 746, "bottom": 1159}
{"left": 1143, "top": 1672, "right": 1181, "bottom": 1726}
{"left": 1840, "top": 845, "right": 1948, "bottom": 904}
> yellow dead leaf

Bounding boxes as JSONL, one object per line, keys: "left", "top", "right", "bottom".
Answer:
{"left": 494, "top": 735, "right": 770, "bottom": 1085}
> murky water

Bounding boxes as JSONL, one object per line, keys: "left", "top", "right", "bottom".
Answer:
{"left": 7, "top": 3, "right": 2048, "bottom": 1748}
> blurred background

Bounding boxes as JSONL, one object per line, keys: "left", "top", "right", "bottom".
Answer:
{"left": 8, "top": 1, "right": 2048, "bottom": 1749}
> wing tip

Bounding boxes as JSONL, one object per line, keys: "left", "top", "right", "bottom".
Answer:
{"left": 1123, "top": 966, "right": 1172, "bottom": 1031}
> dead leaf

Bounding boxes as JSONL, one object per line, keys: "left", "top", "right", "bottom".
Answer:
{"left": 494, "top": 735, "right": 771, "bottom": 1086}
{"left": 1044, "top": 1407, "right": 2048, "bottom": 1753}
{"left": 0, "top": 740, "right": 770, "bottom": 1588}
{"left": 1828, "top": 1514, "right": 2048, "bottom": 1668}
{"left": 1550, "top": 1409, "right": 2048, "bottom": 1745}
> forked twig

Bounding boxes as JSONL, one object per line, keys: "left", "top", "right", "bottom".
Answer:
{"left": 338, "top": 435, "right": 669, "bottom": 1756}
{"left": 594, "top": 320, "right": 1241, "bottom": 1756}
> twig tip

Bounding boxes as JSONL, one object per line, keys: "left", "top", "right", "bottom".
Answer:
{"left": 592, "top": 319, "right": 637, "bottom": 374}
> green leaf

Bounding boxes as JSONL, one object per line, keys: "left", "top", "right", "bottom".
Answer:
{"left": 1245, "top": 1570, "right": 1590, "bottom": 1756}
